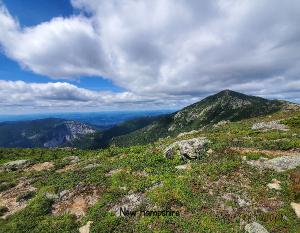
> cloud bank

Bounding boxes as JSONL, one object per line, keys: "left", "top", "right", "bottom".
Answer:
{"left": 0, "top": 0, "right": 300, "bottom": 111}
{"left": 0, "top": 80, "right": 196, "bottom": 113}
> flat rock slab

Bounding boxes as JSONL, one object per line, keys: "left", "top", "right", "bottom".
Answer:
{"left": 79, "top": 221, "right": 93, "bottom": 233}
{"left": 251, "top": 120, "right": 289, "bottom": 131}
{"left": 247, "top": 154, "right": 300, "bottom": 172}
{"left": 245, "top": 222, "right": 269, "bottom": 233}
{"left": 175, "top": 164, "right": 191, "bottom": 170}
{"left": 231, "top": 147, "right": 299, "bottom": 158}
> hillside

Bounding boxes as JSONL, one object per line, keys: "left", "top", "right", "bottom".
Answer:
{"left": 71, "top": 115, "right": 166, "bottom": 149}
{"left": 0, "top": 106, "right": 299, "bottom": 232}
{"left": 111, "top": 90, "right": 285, "bottom": 147}
{"left": 0, "top": 118, "right": 96, "bottom": 148}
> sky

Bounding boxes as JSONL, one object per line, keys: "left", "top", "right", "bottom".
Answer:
{"left": 0, "top": 0, "right": 300, "bottom": 114}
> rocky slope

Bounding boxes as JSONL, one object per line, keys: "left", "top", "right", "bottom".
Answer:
{"left": 0, "top": 118, "right": 95, "bottom": 148}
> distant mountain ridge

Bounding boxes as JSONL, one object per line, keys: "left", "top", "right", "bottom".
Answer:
{"left": 0, "top": 118, "right": 95, "bottom": 148}
{"left": 110, "top": 90, "right": 286, "bottom": 147}
{"left": 0, "top": 90, "right": 295, "bottom": 149}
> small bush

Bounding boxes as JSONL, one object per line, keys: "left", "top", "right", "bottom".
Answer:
{"left": 0, "top": 182, "right": 16, "bottom": 192}
{"left": 0, "top": 206, "right": 8, "bottom": 216}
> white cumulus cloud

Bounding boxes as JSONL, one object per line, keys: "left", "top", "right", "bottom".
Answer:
{"left": 0, "top": 0, "right": 300, "bottom": 111}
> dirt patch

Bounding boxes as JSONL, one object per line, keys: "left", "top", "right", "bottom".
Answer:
{"left": 56, "top": 164, "right": 78, "bottom": 173}
{"left": 258, "top": 197, "right": 283, "bottom": 213}
{"left": 0, "top": 178, "right": 36, "bottom": 219}
{"left": 25, "top": 162, "right": 54, "bottom": 172}
{"left": 52, "top": 185, "right": 102, "bottom": 219}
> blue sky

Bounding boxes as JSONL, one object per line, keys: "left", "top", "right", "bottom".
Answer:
{"left": 0, "top": 0, "right": 123, "bottom": 93}
{"left": 0, "top": 0, "right": 299, "bottom": 114}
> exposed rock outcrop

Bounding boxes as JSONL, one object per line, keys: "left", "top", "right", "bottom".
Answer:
{"left": 291, "top": 202, "right": 300, "bottom": 218}
{"left": 247, "top": 154, "right": 300, "bottom": 172}
{"left": 0, "top": 160, "right": 31, "bottom": 172}
{"left": 175, "top": 164, "right": 191, "bottom": 170}
{"left": 109, "top": 192, "right": 146, "bottom": 217}
{"left": 79, "top": 221, "right": 93, "bottom": 233}
{"left": 52, "top": 185, "right": 102, "bottom": 218}
{"left": 251, "top": 120, "right": 289, "bottom": 131}
{"left": 245, "top": 222, "right": 269, "bottom": 233}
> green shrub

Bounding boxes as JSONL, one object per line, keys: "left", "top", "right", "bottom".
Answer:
{"left": 0, "top": 206, "right": 8, "bottom": 216}
{"left": 0, "top": 181, "right": 16, "bottom": 192}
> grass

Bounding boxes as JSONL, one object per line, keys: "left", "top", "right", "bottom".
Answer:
{"left": 0, "top": 109, "right": 299, "bottom": 232}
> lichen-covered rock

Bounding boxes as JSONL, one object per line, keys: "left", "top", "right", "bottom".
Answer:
{"left": 79, "top": 221, "right": 93, "bottom": 233}
{"left": 109, "top": 192, "right": 146, "bottom": 217}
{"left": 65, "top": 156, "right": 80, "bottom": 164}
{"left": 245, "top": 222, "right": 269, "bottom": 233}
{"left": 45, "top": 192, "right": 59, "bottom": 200}
{"left": 291, "top": 202, "right": 300, "bottom": 218}
{"left": 175, "top": 164, "right": 191, "bottom": 170}
{"left": 251, "top": 120, "right": 289, "bottom": 131}
{"left": 164, "top": 137, "right": 210, "bottom": 160}
{"left": 267, "top": 179, "right": 281, "bottom": 190}
{"left": 247, "top": 154, "right": 300, "bottom": 172}
{"left": 0, "top": 160, "right": 31, "bottom": 172}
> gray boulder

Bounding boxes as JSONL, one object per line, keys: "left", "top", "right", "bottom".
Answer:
{"left": 109, "top": 192, "right": 146, "bottom": 217}
{"left": 164, "top": 137, "right": 210, "bottom": 160}
{"left": 245, "top": 222, "right": 269, "bottom": 233}
{"left": 1, "top": 160, "right": 31, "bottom": 172}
